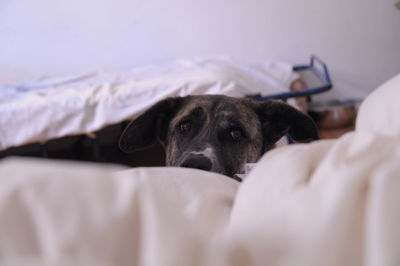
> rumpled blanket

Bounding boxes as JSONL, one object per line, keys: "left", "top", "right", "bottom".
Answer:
{"left": 0, "top": 57, "right": 297, "bottom": 151}
{"left": 0, "top": 73, "right": 399, "bottom": 266}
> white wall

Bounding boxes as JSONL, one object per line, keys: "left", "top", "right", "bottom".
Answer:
{"left": 1, "top": 0, "right": 399, "bottom": 98}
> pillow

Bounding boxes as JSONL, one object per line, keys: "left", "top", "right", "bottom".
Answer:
{"left": 356, "top": 73, "right": 400, "bottom": 138}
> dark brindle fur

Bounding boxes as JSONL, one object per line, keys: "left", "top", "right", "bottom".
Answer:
{"left": 119, "top": 95, "right": 319, "bottom": 178}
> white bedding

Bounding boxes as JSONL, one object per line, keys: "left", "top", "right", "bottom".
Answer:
{"left": 1, "top": 73, "right": 399, "bottom": 266}
{"left": 0, "top": 57, "right": 298, "bottom": 151}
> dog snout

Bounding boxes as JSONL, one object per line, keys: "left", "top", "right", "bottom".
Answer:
{"left": 180, "top": 155, "right": 212, "bottom": 172}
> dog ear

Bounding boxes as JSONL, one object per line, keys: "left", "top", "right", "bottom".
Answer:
{"left": 255, "top": 100, "right": 319, "bottom": 147}
{"left": 119, "top": 97, "right": 184, "bottom": 153}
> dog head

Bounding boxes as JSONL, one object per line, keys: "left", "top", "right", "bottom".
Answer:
{"left": 119, "top": 95, "right": 319, "bottom": 178}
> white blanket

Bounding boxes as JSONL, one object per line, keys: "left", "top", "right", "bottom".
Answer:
{"left": 0, "top": 57, "right": 297, "bottom": 151}
{"left": 0, "top": 73, "right": 399, "bottom": 266}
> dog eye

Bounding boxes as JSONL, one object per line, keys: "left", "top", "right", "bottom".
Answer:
{"left": 179, "top": 121, "right": 192, "bottom": 133}
{"left": 229, "top": 129, "right": 243, "bottom": 140}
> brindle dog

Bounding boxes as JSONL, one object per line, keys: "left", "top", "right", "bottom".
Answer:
{"left": 119, "top": 95, "right": 319, "bottom": 178}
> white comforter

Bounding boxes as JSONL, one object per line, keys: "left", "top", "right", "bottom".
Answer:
{"left": 0, "top": 57, "right": 297, "bottom": 151}
{"left": 0, "top": 73, "right": 399, "bottom": 266}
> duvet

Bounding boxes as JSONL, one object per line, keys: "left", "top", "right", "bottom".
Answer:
{"left": 0, "top": 73, "right": 399, "bottom": 266}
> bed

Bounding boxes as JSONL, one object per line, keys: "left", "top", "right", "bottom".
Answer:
{"left": 0, "top": 56, "right": 331, "bottom": 165}
{"left": 0, "top": 73, "right": 399, "bottom": 266}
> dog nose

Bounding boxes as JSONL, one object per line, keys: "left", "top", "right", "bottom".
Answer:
{"left": 180, "top": 155, "right": 212, "bottom": 171}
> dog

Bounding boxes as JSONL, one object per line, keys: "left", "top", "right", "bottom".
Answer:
{"left": 119, "top": 95, "right": 319, "bottom": 179}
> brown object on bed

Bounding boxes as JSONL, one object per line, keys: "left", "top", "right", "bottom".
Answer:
{"left": 318, "top": 125, "right": 355, "bottom": 139}
{"left": 289, "top": 79, "right": 355, "bottom": 139}
{"left": 289, "top": 78, "right": 308, "bottom": 113}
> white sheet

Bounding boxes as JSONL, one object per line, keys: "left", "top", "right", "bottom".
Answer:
{"left": 0, "top": 57, "right": 298, "bottom": 151}
{"left": 1, "top": 73, "right": 399, "bottom": 266}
